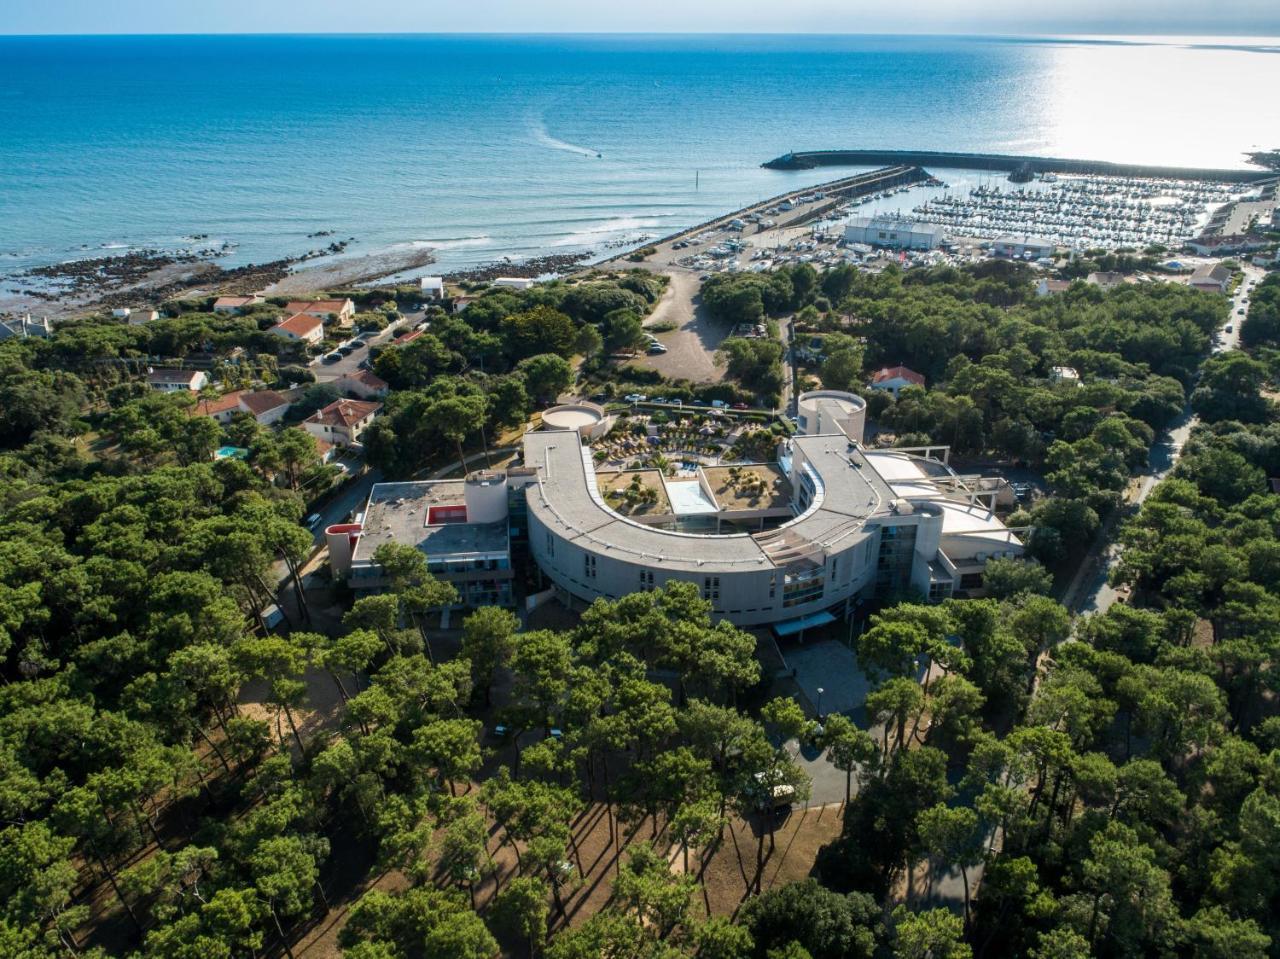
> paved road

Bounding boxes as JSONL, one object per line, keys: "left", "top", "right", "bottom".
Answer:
{"left": 1068, "top": 266, "right": 1263, "bottom": 615}
{"left": 310, "top": 311, "right": 422, "bottom": 384}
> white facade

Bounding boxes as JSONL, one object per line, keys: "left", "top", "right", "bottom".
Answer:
{"left": 1050, "top": 366, "right": 1081, "bottom": 385}
{"left": 493, "top": 277, "right": 535, "bottom": 291}
{"left": 147, "top": 370, "right": 208, "bottom": 392}
{"left": 843, "top": 217, "right": 944, "bottom": 251}
{"left": 524, "top": 396, "right": 1024, "bottom": 626}
{"left": 994, "top": 235, "right": 1055, "bottom": 259}
{"left": 420, "top": 276, "right": 445, "bottom": 299}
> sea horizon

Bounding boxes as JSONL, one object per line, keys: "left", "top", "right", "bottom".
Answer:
{"left": 2, "top": 32, "right": 1278, "bottom": 295}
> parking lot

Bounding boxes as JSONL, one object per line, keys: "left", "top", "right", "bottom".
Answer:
{"left": 310, "top": 310, "right": 422, "bottom": 383}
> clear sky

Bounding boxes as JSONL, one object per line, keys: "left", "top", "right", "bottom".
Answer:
{"left": 3, "top": 0, "right": 1279, "bottom": 37}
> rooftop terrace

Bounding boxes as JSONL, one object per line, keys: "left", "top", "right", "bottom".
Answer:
{"left": 353, "top": 481, "right": 509, "bottom": 563}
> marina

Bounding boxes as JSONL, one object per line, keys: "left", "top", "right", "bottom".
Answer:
{"left": 906, "top": 175, "right": 1254, "bottom": 250}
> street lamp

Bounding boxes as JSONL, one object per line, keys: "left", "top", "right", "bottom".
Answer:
{"left": 816, "top": 687, "right": 824, "bottom": 718}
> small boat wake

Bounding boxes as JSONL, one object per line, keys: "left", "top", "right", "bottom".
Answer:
{"left": 528, "top": 109, "right": 602, "bottom": 158}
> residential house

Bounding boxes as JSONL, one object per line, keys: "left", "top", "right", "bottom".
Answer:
{"left": 492, "top": 277, "right": 534, "bottom": 291}
{"left": 1036, "top": 278, "right": 1072, "bottom": 296}
{"left": 237, "top": 390, "right": 292, "bottom": 425}
{"left": 335, "top": 369, "right": 390, "bottom": 400}
{"left": 281, "top": 298, "right": 356, "bottom": 327}
{"left": 147, "top": 369, "right": 208, "bottom": 392}
{"left": 451, "top": 295, "right": 478, "bottom": 314}
{"left": 1050, "top": 366, "right": 1081, "bottom": 386}
{"left": 868, "top": 365, "right": 926, "bottom": 398}
{"left": 269, "top": 313, "right": 326, "bottom": 345}
{"left": 213, "top": 295, "right": 264, "bottom": 313}
{"left": 419, "top": 276, "right": 445, "bottom": 300}
{"left": 1086, "top": 272, "right": 1126, "bottom": 290}
{"left": 302, "top": 399, "right": 381, "bottom": 448}
{"left": 0, "top": 314, "right": 52, "bottom": 341}
{"left": 127, "top": 309, "right": 161, "bottom": 325}
{"left": 1189, "top": 263, "right": 1232, "bottom": 294}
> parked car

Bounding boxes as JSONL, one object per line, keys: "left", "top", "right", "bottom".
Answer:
{"left": 647, "top": 343, "right": 667, "bottom": 354}
{"left": 711, "top": 399, "right": 728, "bottom": 409}
{"left": 322, "top": 352, "right": 342, "bottom": 363}
{"left": 624, "top": 393, "right": 648, "bottom": 403}
{"left": 305, "top": 513, "right": 323, "bottom": 529}
{"left": 732, "top": 402, "right": 748, "bottom": 410}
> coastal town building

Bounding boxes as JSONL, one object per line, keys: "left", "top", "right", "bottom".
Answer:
{"left": 419, "top": 276, "right": 445, "bottom": 300}
{"left": 452, "top": 295, "right": 478, "bottom": 314}
{"left": 1189, "top": 263, "right": 1232, "bottom": 294}
{"left": 213, "top": 295, "right": 264, "bottom": 313}
{"left": 126, "top": 310, "right": 161, "bottom": 325}
{"left": 1050, "top": 366, "right": 1081, "bottom": 386}
{"left": 328, "top": 471, "right": 532, "bottom": 607}
{"left": 842, "top": 216, "right": 945, "bottom": 251}
{"left": 195, "top": 389, "right": 291, "bottom": 425}
{"left": 326, "top": 391, "right": 1026, "bottom": 623}
{"left": 302, "top": 398, "right": 381, "bottom": 448}
{"left": 868, "top": 365, "right": 926, "bottom": 397}
{"left": 281, "top": 298, "right": 356, "bottom": 327}
{"left": 1086, "top": 271, "right": 1126, "bottom": 290}
{"left": 335, "top": 369, "right": 390, "bottom": 400}
{"left": 110, "top": 308, "right": 131, "bottom": 319}
{"left": 1186, "top": 234, "right": 1269, "bottom": 256}
{"left": 269, "top": 313, "right": 326, "bottom": 344}
{"left": 146, "top": 369, "right": 208, "bottom": 392}
{"left": 1035, "top": 278, "right": 1072, "bottom": 296}
{"left": 492, "top": 277, "right": 535, "bottom": 291}
{"left": 992, "top": 235, "right": 1055, "bottom": 259}
{"left": 0, "top": 314, "right": 52, "bottom": 341}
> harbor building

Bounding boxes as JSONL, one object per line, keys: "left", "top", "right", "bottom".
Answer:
{"left": 992, "top": 235, "right": 1055, "bottom": 259}
{"left": 843, "top": 216, "right": 945, "bottom": 251}
{"left": 326, "top": 392, "right": 1026, "bottom": 625}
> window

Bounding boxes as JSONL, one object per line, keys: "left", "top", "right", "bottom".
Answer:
{"left": 584, "top": 554, "right": 597, "bottom": 579}
{"left": 702, "top": 576, "right": 720, "bottom": 601}
{"left": 545, "top": 532, "right": 555, "bottom": 557}
{"left": 639, "top": 569, "right": 655, "bottom": 592}
{"left": 769, "top": 573, "right": 777, "bottom": 599}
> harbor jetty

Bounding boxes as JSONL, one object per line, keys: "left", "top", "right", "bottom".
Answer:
{"left": 762, "top": 149, "right": 1277, "bottom": 184}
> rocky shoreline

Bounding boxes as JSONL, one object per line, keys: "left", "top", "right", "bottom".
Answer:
{"left": 444, "top": 251, "right": 593, "bottom": 284}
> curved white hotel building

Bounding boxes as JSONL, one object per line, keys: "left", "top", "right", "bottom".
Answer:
{"left": 329, "top": 391, "right": 1025, "bottom": 629}
{"left": 522, "top": 391, "right": 1024, "bottom": 628}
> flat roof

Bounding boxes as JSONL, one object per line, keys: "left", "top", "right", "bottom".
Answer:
{"left": 523, "top": 431, "right": 894, "bottom": 573}
{"left": 354, "top": 481, "right": 508, "bottom": 563}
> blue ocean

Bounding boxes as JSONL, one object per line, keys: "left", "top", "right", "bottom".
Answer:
{"left": 1, "top": 33, "right": 1277, "bottom": 281}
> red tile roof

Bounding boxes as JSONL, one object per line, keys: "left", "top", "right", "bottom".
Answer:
{"left": 272, "top": 313, "right": 324, "bottom": 338}
{"left": 871, "top": 365, "right": 925, "bottom": 387}
{"left": 339, "top": 369, "right": 389, "bottom": 392}
{"left": 213, "top": 295, "right": 260, "bottom": 309}
{"left": 283, "top": 299, "right": 351, "bottom": 315}
{"left": 239, "top": 390, "right": 290, "bottom": 417}
{"left": 194, "top": 390, "right": 246, "bottom": 416}
{"left": 305, "top": 399, "right": 381, "bottom": 429}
